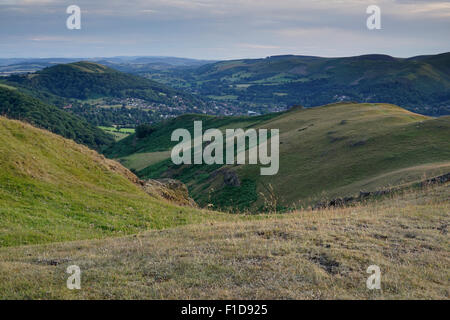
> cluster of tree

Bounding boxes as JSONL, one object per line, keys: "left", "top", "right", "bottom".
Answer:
{"left": 0, "top": 87, "right": 114, "bottom": 150}
{"left": 135, "top": 124, "right": 155, "bottom": 139}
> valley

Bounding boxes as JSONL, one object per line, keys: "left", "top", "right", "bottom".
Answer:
{"left": 141, "top": 53, "right": 450, "bottom": 117}
{"left": 106, "top": 102, "right": 450, "bottom": 212}
{"left": 0, "top": 55, "right": 448, "bottom": 301}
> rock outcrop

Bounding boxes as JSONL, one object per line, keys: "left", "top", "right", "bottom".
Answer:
{"left": 142, "top": 178, "right": 197, "bottom": 207}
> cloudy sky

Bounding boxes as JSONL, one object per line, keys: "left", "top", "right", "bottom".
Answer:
{"left": 1, "top": 0, "right": 449, "bottom": 59}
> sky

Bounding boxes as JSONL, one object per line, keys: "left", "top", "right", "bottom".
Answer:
{"left": 1, "top": 0, "right": 449, "bottom": 60}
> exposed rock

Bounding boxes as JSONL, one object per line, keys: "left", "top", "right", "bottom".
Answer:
{"left": 223, "top": 169, "right": 240, "bottom": 187}
{"left": 420, "top": 172, "right": 450, "bottom": 186}
{"left": 313, "top": 172, "right": 449, "bottom": 210}
{"left": 35, "top": 258, "right": 72, "bottom": 266}
{"left": 142, "top": 178, "right": 197, "bottom": 207}
{"left": 209, "top": 168, "right": 241, "bottom": 187}
{"left": 210, "top": 168, "right": 241, "bottom": 187}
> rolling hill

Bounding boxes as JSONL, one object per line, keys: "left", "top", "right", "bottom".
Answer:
{"left": 0, "top": 85, "right": 114, "bottom": 150}
{"left": 145, "top": 53, "right": 450, "bottom": 116}
{"left": 0, "top": 56, "right": 214, "bottom": 76}
{"left": 0, "top": 100, "right": 448, "bottom": 300}
{"left": 2, "top": 61, "right": 211, "bottom": 127}
{"left": 106, "top": 102, "right": 450, "bottom": 211}
{"left": 5, "top": 61, "right": 202, "bottom": 103}
{"left": 0, "top": 116, "right": 222, "bottom": 247}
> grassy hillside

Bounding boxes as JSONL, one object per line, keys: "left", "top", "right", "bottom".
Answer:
{"left": 146, "top": 53, "right": 450, "bottom": 116}
{"left": 108, "top": 103, "right": 450, "bottom": 211}
{"left": 1, "top": 183, "right": 448, "bottom": 299}
{"left": 0, "top": 117, "right": 224, "bottom": 247}
{"left": 0, "top": 86, "right": 114, "bottom": 150}
{"left": 105, "top": 112, "right": 279, "bottom": 158}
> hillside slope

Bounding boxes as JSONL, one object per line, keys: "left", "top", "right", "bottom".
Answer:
{"left": 1, "top": 183, "right": 448, "bottom": 299}
{"left": 0, "top": 86, "right": 114, "bottom": 150}
{"left": 0, "top": 117, "right": 219, "bottom": 247}
{"left": 148, "top": 53, "right": 450, "bottom": 116}
{"left": 108, "top": 103, "right": 450, "bottom": 211}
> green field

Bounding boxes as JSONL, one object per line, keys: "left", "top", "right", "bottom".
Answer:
{"left": 99, "top": 126, "right": 135, "bottom": 141}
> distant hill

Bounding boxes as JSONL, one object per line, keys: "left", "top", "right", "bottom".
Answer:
{"left": 0, "top": 116, "right": 215, "bottom": 246}
{"left": 5, "top": 61, "right": 202, "bottom": 103}
{"left": 0, "top": 86, "right": 113, "bottom": 150}
{"left": 106, "top": 102, "right": 450, "bottom": 211}
{"left": 2, "top": 61, "right": 211, "bottom": 127}
{"left": 0, "top": 56, "right": 213, "bottom": 73}
{"left": 147, "top": 53, "right": 450, "bottom": 116}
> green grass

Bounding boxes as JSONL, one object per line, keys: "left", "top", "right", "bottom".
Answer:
{"left": 98, "top": 126, "right": 135, "bottom": 141}
{"left": 0, "top": 83, "right": 17, "bottom": 90}
{"left": 206, "top": 95, "right": 238, "bottom": 100}
{"left": 118, "top": 151, "right": 171, "bottom": 171}
{"left": 109, "top": 103, "right": 450, "bottom": 211}
{"left": 104, "top": 112, "right": 279, "bottom": 158}
{"left": 98, "top": 126, "right": 135, "bottom": 134}
{"left": 0, "top": 117, "right": 227, "bottom": 247}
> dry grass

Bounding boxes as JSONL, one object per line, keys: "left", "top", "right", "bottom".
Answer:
{"left": 0, "top": 184, "right": 448, "bottom": 300}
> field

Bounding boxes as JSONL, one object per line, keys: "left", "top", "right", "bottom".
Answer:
{"left": 0, "top": 183, "right": 448, "bottom": 299}
{"left": 99, "top": 126, "right": 135, "bottom": 141}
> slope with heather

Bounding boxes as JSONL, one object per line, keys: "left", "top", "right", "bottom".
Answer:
{"left": 0, "top": 117, "right": 222, "bottom": 247}
{"left": 107, "top": 103, "right": 450, "bottom": 211}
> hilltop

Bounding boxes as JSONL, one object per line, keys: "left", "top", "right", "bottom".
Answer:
{"left": 0, "top": 116, "right": 222, "bottom": 247}
{"left": 145, "top": 52, "right": 450, "bottom": 116}
{"left": 5, "top": 61, "right": 201, "bottom": 102}
{"left": 106, "top": 102, "right": 450, "bottom": 211}
{"left": 0, "top": 86, "right": 113, "bottom": 150}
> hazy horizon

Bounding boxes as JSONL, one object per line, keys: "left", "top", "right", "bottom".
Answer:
{"left": 1, "top": 0, "right": 449, "bottom": 60}
{"left": 2, "top": 51, "right": 450, "bottom": 63}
